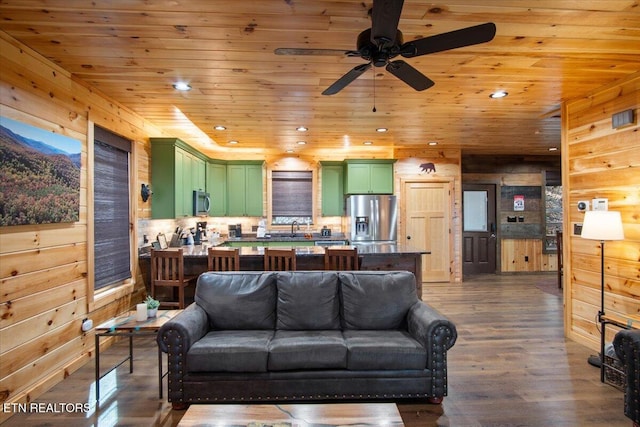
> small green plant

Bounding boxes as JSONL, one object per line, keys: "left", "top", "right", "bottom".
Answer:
{"left": 145, "top": 295, "right": 160, "bottom": 310}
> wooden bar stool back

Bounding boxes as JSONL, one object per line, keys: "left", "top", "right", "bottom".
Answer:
{"left": 324, "top": 247, "right": 360, "bottom": 270}
{"left": 207, "top": 247, "right": 240, "bottom": 271}
{"left": 150, "top": 248, "right": 197, "bottom": 309}
{"left": 264, "top": 248, "right": 297, "bottom": 271}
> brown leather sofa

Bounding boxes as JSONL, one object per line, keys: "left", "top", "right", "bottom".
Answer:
{"left": 157, "top": 270, "right": 457, "bottom": 409}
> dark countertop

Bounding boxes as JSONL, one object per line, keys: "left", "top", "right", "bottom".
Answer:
{"left": 140, "top": 243, "right": 429, "bottom": 257}
{"left": 197, "top": 243, "right": 428, "bottom": 256}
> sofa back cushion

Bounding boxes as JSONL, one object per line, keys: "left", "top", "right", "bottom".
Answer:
{"left": 339, "top": 271, "right": 419, "bottom": 330}
{"left": 195, "top": 272, "right": 277, "bottom": 330}
{"left": 276, "top": 272, "right": 340, "bottom": 330}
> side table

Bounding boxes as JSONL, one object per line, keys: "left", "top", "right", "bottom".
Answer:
{"left": 94, "top": 309, "right": 181, "bottom": 404}
{"left": 600, "top": 312, "right": 640, "bottom": 385}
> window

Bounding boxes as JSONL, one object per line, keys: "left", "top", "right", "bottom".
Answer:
{"left": 271, "top": 170, "right": 312, "bottom": 225}
{"left": 93, "top": 126, "right": 132, "bottom": 290}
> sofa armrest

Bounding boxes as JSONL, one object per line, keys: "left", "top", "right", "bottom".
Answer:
{"left": 157, "top": 303, "right": 208, "bottom": 353}
{"left": 613, "top": 328, "right": 640, "bottom": 424}
{"left": 407, "top": 301, "right": 457, "bottom": 398}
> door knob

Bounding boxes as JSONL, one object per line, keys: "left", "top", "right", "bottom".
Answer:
{"left": 407, "top": 236, "right": 411, "bottom": 240}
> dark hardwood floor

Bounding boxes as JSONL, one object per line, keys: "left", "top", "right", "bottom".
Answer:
{"left": 2, "top": 274, "right": 629, "bottom": 427}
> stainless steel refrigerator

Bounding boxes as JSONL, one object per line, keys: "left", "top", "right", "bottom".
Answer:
{"left": 346, "top": 195, "right": 397, "bottom": 243}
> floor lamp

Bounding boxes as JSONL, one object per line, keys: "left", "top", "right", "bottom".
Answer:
{"left": 580, "top": 210, "right": 625, "bottom": 374}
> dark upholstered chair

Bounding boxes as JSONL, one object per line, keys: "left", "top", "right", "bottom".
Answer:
{"left": 613, "top": 328, "right": 640, "bottom": 427}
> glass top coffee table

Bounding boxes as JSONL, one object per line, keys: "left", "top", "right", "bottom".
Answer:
{"left": 94, "top": 309, "right": 181, "bottom": 405}
{"left": 177, "top": 403, "right": 404, "bottom": 426}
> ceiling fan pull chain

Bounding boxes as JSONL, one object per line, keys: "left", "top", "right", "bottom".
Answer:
{"left": 372, "top": 69, "right": 377, "bottom": 113}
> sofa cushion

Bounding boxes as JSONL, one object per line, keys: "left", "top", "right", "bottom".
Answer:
{"left": 339, "top": 271, "right": 419, "bottom": 330}
{"left": 276, "top": 272, "right": 340, "bottom": 330}
{"left": 195, "top": 272, "right": 277, "bottom": 330}
{"left": 268, "top": 330, "right": 347, "bottom": 371}
{"left": 187, "top": 330, "right": 274, "bottom": 372}
{"left": 343, "top": 330, "right": 427, "bottom": 370}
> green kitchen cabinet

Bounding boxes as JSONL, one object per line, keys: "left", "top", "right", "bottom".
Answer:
{"left": 150, "top": 138, "right": 207, "bottom": 219}
{"left": 344, "top": 159, "right": 395, "bottom": 194}
{"left": 320, "top": 162, "right": 345, "bottom": 216}
{"left": 206, "top": 161, "right": 227, "bottom": 216}
{"left": 226, "top": 162, "right": 264, "bottom": 216}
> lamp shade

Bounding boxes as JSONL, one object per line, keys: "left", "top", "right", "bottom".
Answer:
{"left": 580, "top": 210, "right": 625, "bottom": 241}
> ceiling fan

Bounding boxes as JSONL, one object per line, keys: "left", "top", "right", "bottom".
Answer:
{"left": 275, "top": 0, "right": 496, "bottom": 95}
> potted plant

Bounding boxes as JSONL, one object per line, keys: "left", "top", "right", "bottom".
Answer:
{"left": 145, "top": 295, "right": 160, "bottom": 317}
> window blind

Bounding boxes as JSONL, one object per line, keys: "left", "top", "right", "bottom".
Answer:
{"left": 271, "top": 171, "right": 312, "bottom": 218}
{"left": 93, "top": 126, "right": 131, "bottom": 289}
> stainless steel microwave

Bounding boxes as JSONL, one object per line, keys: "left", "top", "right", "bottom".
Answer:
{"left": 193, "top": 190, "right": 210, "bottom": 216}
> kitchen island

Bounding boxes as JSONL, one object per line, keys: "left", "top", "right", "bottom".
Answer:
{"left": 139, "top": 243, "right": 429, "bottom": 298}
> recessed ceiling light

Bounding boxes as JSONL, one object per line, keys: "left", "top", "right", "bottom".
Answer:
{"left": 376, "top": 127, "right": 388, "bottom": 133}
{"left": 228, "top": 140, "right": 238, "bottom": 144}
{"left": 214, "top": 125, "right": 226, "bottom": 131}
{"left": 286, "top": 149, "right": 294, "bottom": 153}
{"left": 297, "top": 141, "right": 307, "bottom": 145}
{"left": 363, "top": 141, "right": 373, "bottom": 145}
{"left": 428, "top": 141, "right": 438, "bottom": 146}
{"left": 173, "top": 82, "right": 192, "bottom": 91}
{"left": 296, "top": 126, "right": 308, "bottom": 132}
{"left": 489, "top": 90, "right": 508, "bottom": 99}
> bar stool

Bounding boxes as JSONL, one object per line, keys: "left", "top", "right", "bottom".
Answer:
{"left": 207, "top": 247, "right": 240, "bottom": 271}
{"left": 150, "top": 248, "right": 197, "bottom": 309}
{"left": 264, "top": 248, "right": 296, "bottom": 271}
{"left": 324, "top": 247, "right": 360, "bottom": 270}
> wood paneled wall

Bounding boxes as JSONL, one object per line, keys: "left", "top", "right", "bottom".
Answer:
{"left": 0, "top": 32, "right": 165, "bottom": 420}
{"left": 563, "top": 71, "right": 640, "bottom": 351}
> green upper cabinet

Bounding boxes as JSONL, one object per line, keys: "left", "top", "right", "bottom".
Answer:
{"left": 344, "top": 159, "right": 395, "bottom": 194}
{"left": 206, "top": 161, "right": 227, "bottom": 216}
{"left": 150, "top": 138, "right": 207, "bottom": 219}
{"left": 226, "top": 161, "right": 264, "bottom": 216}
{"left": 320, "top": 162, "right": 345, "bottom": 216}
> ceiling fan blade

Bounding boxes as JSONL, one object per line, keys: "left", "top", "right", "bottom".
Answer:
{"left": 401, "top": 22, "right": 496, "bottom": 58}
{"left": 275, "top": 48, "right": 360, "bottom": 57}
{"left": 386, "top": 60, "right": 435, "bottom": 91}
{"left": 322, "top": 63, "right": 372, "bottom": 95}
{"left": 371, "top": 0, "right": 404, "bottom": 48}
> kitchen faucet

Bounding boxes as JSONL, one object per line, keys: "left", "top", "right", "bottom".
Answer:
{"left": 291, "top": 220, "right": 299, "bottom": 237}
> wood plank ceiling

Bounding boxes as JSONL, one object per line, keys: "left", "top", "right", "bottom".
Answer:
{"left": 1, "top": 1, "right": 639, "bottom": 158}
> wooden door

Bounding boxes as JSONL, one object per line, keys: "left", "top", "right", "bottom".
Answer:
{"left": 403, "top": 181, "right": 451, "bottom": 282}
{"left": 462, "top": 184, "right": 497, "bottom": 275}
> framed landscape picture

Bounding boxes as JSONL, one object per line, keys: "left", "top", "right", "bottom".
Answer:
{"left": 0, "top": 116, "right": 82, "bottom": 226}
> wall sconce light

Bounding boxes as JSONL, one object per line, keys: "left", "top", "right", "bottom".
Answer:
{"left": 141, "top": 184, "right": 152, "bottom": 202}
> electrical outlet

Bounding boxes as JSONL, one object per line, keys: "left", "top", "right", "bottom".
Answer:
{"left": 525, "top": 256, "right": 529, "bottom": 262}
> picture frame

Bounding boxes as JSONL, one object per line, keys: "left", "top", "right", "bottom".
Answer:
{"left": 157, "top": 233, "right": 168, "bottom": 249}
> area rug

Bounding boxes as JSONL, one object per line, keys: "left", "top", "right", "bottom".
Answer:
{"left": 535, "top": 277, "right": 563, "bottom": 297}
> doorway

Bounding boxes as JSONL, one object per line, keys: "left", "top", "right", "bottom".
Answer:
{"left": 402, "top": 180, "right": 452, "bottom": 282}
{"left": 462, "top": 184, "right": 497, "bottom": 275}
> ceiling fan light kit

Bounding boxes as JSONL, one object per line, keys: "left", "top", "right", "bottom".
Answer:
{"left": 276, "top": 0, "right": 496, "bottom": 96}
